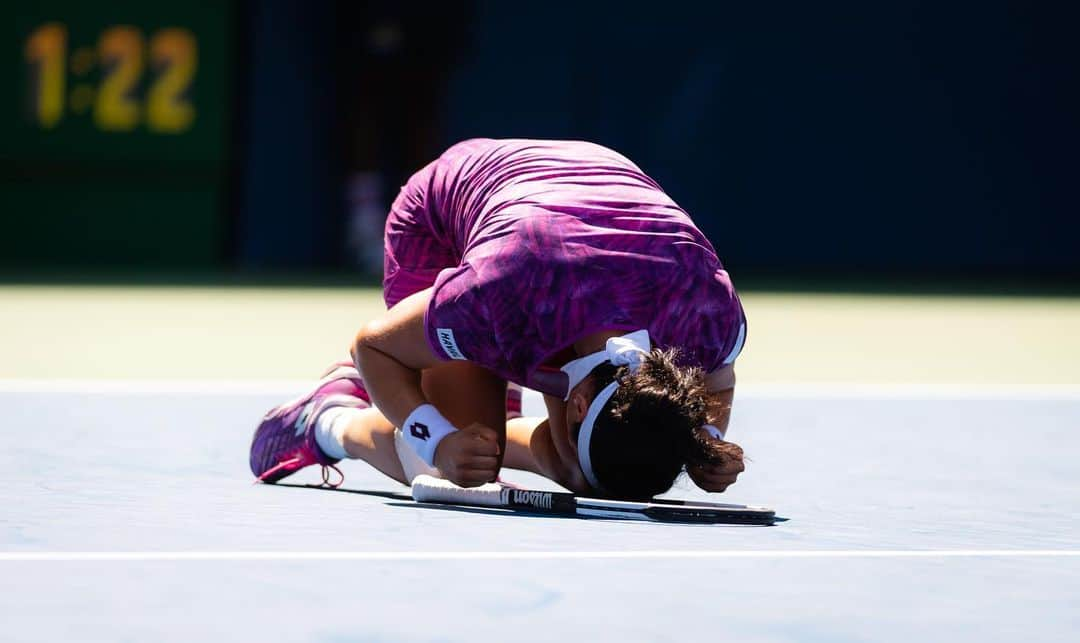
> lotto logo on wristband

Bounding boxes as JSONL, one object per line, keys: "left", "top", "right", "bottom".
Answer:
{"left": 410, "top": 422, "right": 431, "bottom": 440}
{"left": 402, "top": 404, "right": 457, "bottom": 467}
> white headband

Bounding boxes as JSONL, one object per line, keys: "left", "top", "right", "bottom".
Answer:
{"left": 560, "top": 329, "right": 651, "bottom": 492}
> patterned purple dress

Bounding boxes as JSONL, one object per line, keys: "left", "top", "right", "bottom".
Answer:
{"left": 383, "top": 139, "right": 745, "bottom": 398}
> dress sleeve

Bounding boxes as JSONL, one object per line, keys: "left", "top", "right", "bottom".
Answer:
{"left": 424, "top": 264, "right": 492, "bottom": 363}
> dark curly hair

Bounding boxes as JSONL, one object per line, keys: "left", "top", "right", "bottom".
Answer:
{"left": 580, "top": 347, "right": 736, "bottom": 499}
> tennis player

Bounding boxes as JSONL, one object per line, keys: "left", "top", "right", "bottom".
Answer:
{"left": 250, "top": 139, "right": 747, "bottom": 500}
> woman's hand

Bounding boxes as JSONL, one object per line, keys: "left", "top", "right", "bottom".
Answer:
{"left": 687, "top": 436, "right": 745, "bottom": 493}
{"left": 433, "top": 422, "right": 501, "bottom": 487}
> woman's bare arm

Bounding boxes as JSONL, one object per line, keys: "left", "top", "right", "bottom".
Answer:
{"left": 503, "top": 417, "right": 561, "bottom": 479}
{"left": 688, "top": 366, "right": 743, "bottom": 493}
{"left": 350, "top": 288, "right": 442, "bottom": 430}
{"left": 703, "top": 388, "right": 734, "bottom": 435}
{"left": 703, "top": 366, "right": 736, "bottom": 436}
{"left": 502, "top": 397, "right": 588, "bottom": 493}
{"left": 351, "top": 287, "right": 503, "bottom": 486}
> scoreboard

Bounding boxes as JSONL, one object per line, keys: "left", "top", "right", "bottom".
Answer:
{"left": 0, "top": 2, "right": 236, "bottom": 269}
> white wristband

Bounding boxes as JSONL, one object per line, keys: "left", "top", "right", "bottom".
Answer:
{"left": 401, "top": 404, "right": 457, "bottom": 467}
{"left": 702, "top": 424, "right": 726, "bottom": 440}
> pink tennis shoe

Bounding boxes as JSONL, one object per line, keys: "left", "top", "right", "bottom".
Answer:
{"left": 249, "top": 364, "right": 370, "bottom": 486}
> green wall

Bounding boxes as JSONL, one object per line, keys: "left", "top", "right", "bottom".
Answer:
{"left": 0, "top": 1, "right": 235, "bottom": 268}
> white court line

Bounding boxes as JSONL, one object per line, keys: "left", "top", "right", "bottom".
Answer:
{"left": 0, "top": 379, "right": 313, "bottom": 395}
{"left": 737, "top": 383, "right": 1080, "bottom": 400}
{"left": 1, "top": 550, "right": 1079, "bottom": 562}
{"left": 2, "top": 379, "right": 1080, "bottom": 400}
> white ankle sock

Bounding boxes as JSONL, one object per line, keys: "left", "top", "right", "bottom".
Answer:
{"left": 314, "top": 406, "right": 359, "bottom": 460}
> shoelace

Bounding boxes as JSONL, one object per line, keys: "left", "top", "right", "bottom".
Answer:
{"left": 320, "top": 464, "right": 345, "bottom": 488}
{"left": 256, "top": 455, "right": 345, "bottom": 489}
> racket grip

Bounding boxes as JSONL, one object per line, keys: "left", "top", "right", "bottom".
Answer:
{"left": 411, "top": 474, "right": 507, "bottom": 507}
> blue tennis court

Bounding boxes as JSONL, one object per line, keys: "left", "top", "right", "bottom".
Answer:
{"left": 3, "top": 384, "right": 1077, "bottom": 642}
{"left": 5, "top": 1, "right": 1078, "bottom": 640}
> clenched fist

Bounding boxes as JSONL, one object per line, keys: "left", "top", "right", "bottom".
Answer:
{"left": 687, "top": 437, "right": 745, "bottom": 493}
{"left": 433, "top": 422, "right": 501, "bottom": 487}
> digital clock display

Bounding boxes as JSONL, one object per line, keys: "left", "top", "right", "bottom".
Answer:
{"left": 0, "top": 2, "right": 236, "bottom": 269}
{"left": 1, "top": 2, "right": 233, "bottom": 165}
{"left": 26, "top": 23, "right": 197, "bottom": 134}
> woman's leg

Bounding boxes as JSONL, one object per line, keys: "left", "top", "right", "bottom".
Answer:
{"left": 340, "top": 150, "right": 505, "bottom": 482}
{"left": 331, "top": 406, "right": 408, "bottom": 484}
{"left": 420, "top": 361, "right": 508, "bottom": 459}
{"left": 329, "top": 360, "right": 508, "bottom": 484}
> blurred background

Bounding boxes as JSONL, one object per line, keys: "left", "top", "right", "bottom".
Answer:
{"left": 1, "top": 0, "right": 1078, "bottom": 385}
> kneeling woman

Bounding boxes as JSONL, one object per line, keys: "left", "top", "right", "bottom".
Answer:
{"left": 250, "top": 138, "right": 747, "bottom": 499}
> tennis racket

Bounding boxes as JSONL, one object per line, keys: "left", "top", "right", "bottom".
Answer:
{"left": 410, "top": 475, "right": 778, "bottom": 525}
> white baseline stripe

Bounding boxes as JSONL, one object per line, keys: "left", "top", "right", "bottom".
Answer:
{"left": 736, "top": 383, "right": 1080, "bottom": 401}
{"left": 2, "top": 379, "right": 1080, "bottom": 400}
{"left": 1, "top": 550, "right": 1078, "bottom": 562}
{"left": 0, "top": 379, "right": 313, "bottom": 395}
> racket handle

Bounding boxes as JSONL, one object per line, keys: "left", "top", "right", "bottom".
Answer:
{"left": 411, "top": 475, "right": 506, "bottom": 507}
{"left": 411, "top": 475, "right": 579, "bottom": 515}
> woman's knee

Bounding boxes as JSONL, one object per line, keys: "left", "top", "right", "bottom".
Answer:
{"left": 420, "top": 361, "right": 507, "bottom": 430}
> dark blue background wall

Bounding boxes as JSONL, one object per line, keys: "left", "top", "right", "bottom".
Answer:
{"left": 237, "top": 1, "right": 1078, "bottom": 277}
{"left": 439, "top": 1, "right": 1078, "bottom": 275}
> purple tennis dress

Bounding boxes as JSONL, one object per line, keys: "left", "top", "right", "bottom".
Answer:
{"left": 383, "top": 139, "right": 746, "bottom": 398}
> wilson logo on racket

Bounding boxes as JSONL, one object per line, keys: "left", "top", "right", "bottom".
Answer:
{"left": 511, "top": 489, "right": 554, "bottom": 510}
{"left": 409, "top": 422, "right": 431, "bottom": 440}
